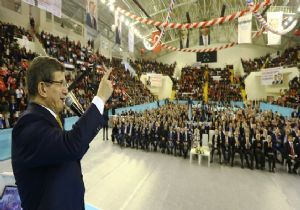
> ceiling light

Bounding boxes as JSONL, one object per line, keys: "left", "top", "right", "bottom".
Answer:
{"left": 109, "top": 5, "right": 114, "bottom": 12}
{"left": 298, "top": 6, "right": 300, "bottom": 12}
{"left": 288, "top": 16, "right": 293, "bottom": 22}
{"left": 100, "top": 0, "right": 106, "bottom": 4}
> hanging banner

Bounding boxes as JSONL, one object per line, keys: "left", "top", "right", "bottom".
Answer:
{"left": 22, "top": 0, "right": 35, "bottom": 6}
{"left": 238, "top": 13, "right": 252, "bottom": 44}
{"left": 128, "top": 29, "right": 134, "bottom": 53}
{"left": 261, "top": 67, "right": 283, "bottom": 85}
{"left": 267, "top": 12, "right": 283, "bottom": 45}
{"left": 151, "top": 31, "right": 161, "bottom": 53}
{"left": 23, "top": 0, "right": 62, "bottom": 17}
{"left": 86, "top": 0, "right": 98, "bottom": 30}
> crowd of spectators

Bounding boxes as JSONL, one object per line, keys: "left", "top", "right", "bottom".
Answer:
{"left": 176, "top": 65, "right": 243, "bottom": 102}
{"left": 208, "top": 65, "right": 243, "bottom": 102}
{"left": 112, "top": 102, "right": 300, "bottom": 173}
{"left": 130, "top": 59, "right": 176, "bottom": 78}
{"left": 0, "top": 22, "right": 37, "bottom": 128}
{"left": 275, "top": 76, "right": 300, "bottom": 109}
{"left": 0, "top": 22, "right": 298, "bottom": 129}
{"left": 241, "top": 46, "right": 299, "bottom": 75}
{"left": 38, "top": 31, "right": 155, "bottom": 112}
{"left": 175, "top": 66, "right": 205, "bottom": 100}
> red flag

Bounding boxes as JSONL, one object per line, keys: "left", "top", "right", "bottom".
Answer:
{"left": 152, "top": 31, "right": 161, "bottom": 53}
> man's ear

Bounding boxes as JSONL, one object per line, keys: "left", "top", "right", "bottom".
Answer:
{"left": 37, "top": 82, "right": 48, "bottom": 98}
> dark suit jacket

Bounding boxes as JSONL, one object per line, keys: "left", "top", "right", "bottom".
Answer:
{"left": 12, "top": 102, "right": 107, "bottom": 210}
{"left": 86, "top": 13, "right": 97, "bottom": 30}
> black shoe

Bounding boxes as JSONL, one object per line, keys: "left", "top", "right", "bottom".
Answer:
{"left": 241, "top": 165, "right": 244, "bottom": 169}
{"left": 293, "top": 169, "right": 297, "bottom": 174}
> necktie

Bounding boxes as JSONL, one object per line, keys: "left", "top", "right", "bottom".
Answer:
{"left": 56, "top": 115, "right": 63, "bottom": 129}
{"left": 290, "top": 143, "right": 295, "bottom": 156}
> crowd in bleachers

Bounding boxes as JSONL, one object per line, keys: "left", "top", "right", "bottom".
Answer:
{"left": 0, "top": 22, "right": 37, "bottom": 128}
{"left": 241, "top": 46, "right": 299, "bottom": 75}
{"left": 208, "top": 65, "right": 243, "bottom": 102}
{"left": 0, "top": 23, "right": 156, "bottom": 128}
{"left": 275, "top": 76, "right": 300, "bottom": 109}
{"left": 0, "top": 22, "right": 298, "bottom": 129}
{"left": 130, "top": 59, "right": 176, "bottom": 78}
{"left": 112, "top": 103, "right": 300, "bottom": 174}
{"left": 176, "top": 65, "right": 243, "bottom": 102}
{"left": 175, "top": 66, "right": 205, "bottom": 100}
{"left": 38, "top": 30, "right": 155, "bottom": 110}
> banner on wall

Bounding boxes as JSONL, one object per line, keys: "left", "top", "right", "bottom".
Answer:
{"left": 267, "top": 12, "right": 283, "bottom": 45}
{"left": 23, "top": 0, "right": 62, "bottom": 17}
{"left": 22, "top": 0, "right": 35, "bottom": 6}
{"left": 261, "top": 67, "right": 283, "bottom": 85}
{"left": 238, "top": 13, "right": 252, "bottom": 44}
{"left": 86, "top": 0, "right": 98, "bottom": 30}
{"left": 128, "top": 29, "right": 134, "bottom": 53}
{"left": 146, "top": 73, "right": 162, "bottom": 87}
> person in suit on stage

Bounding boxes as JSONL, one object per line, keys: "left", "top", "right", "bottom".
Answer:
{"left": 231, "top": 130, "right": 244, "bottom": 168}
{"left": 211, "top": 129, "right": 222, "bottom": 164}
{"left": 11, "top": 56, "right": 113, "bottom": 210}
{"left": 243, "top": 132, "right": 254, "bottom": 170}
{"left": 102, "top": 104, "right": 109, "bottom": 141}
{"left": 284, "top": 133, "right": 299, "bottom": 174}
{"left": 264, "top": 135, "right": 276, "bottom": 172}
{"left": 253, "top": 133, "right": 265, "bottom": 170}
{"left": 221, "top": 130, "right": 232, "bottom": 164}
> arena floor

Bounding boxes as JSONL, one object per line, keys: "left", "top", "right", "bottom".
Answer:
{"left": 1, "top": 128, "right": 300, "bottom": 210}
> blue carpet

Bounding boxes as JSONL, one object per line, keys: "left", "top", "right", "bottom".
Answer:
{"left": 85, "top": 203, "right": 100, "bottom": 210}
{"left": 0, "top": 117, "right": 79, "bottom": 161}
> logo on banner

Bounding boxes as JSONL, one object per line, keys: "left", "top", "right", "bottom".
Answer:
{"left": 151, "top": 31, "right": 161, "bottom": 53}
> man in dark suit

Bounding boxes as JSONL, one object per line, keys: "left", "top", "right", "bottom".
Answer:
{"left": 11, "top": 56, "right": 113, "bottom": 210}
{"left": 284, "top": 133, "right": 299, "bottom": 174}
{"left": 86, "top": 0, "right": 97, "bottom": 30}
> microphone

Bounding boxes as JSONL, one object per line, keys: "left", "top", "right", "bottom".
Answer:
{"left": 65, "top": 95, "right": 83, "bottom": 117}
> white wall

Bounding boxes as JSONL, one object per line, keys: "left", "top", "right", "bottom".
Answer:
{"left": 140, "top": 74, "right": 173, "bottom": 100}
{"left": 0, "top": 3, "right": 31, "bottom": 29}
{"left": 38, "top": 10, "right": 86, "bottom": 44}
{"left": 245, "top": 67, "right": 299, "bottom": 100}
{"left": 157, "top": 43, "right": 278, "bottom": 77}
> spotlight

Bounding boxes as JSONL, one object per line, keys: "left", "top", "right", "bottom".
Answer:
{"left": 109, "top": 5, "right": 114, "bottom": 12}
{"left": 120, "top": 15, "right": 125, "bottom": 22}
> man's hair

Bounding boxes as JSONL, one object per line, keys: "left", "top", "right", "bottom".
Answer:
{"left": 26, "top": 56, "right": 65, "bottom": 98}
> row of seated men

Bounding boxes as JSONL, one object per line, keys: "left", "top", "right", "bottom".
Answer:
{"left": 111, "top": 120, "right": 300, "bottom": 174}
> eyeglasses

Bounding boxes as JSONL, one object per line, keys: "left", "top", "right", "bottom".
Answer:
{"left": 44, "top": 80, "right": 68, "bottom": 88}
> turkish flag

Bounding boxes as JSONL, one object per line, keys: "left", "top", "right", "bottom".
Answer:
{"left": 0, "top": 79, "right": 7, "bottom": 92}
{"left": 294, "top": 28, "right": 300, "bottom": 36}
{"left": 152, "top": 31, "right": 161, "bottom": 53}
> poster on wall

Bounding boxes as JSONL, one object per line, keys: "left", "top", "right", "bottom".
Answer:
{"left": 261, "top": 67, "right": 283, "bottom": 85}
{"left": 22, "top": 0, "right": 62, "bottom": 17}
{"left": 86, "top": 0, "right": 98, "bottom": 30}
